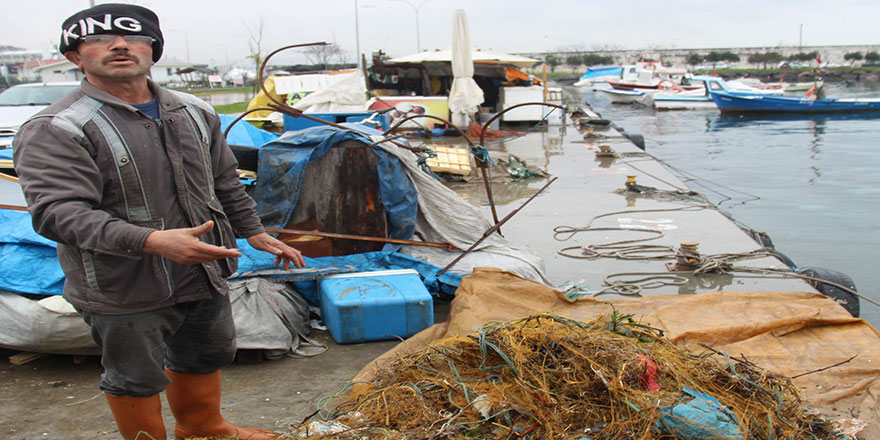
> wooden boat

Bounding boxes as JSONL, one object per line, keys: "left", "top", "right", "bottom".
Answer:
{"left": 710, "top": 87, "right": 880, "bottom": 114}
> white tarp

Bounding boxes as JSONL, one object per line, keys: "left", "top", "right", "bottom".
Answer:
{"left": 274, "top": 73, "right": 341, "bottom": 95}
{"left": 448, "top": 9, "right": 484, "bottom": 127}
{"left": 0, "top": 279, "right": 325, "bottom": 357}
{"left": 291, "top": 72, "right": 368, "bottom": 114}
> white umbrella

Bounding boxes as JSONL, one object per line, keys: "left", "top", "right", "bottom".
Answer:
{"left": 448, "top": 9, "right": 484, "bottom": 127}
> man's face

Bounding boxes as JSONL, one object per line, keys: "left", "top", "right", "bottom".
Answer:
{"left": 65, "top": 34, "right": 154, "bottom": 81}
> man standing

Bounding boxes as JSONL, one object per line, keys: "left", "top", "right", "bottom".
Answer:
{"left": 13, "top": 4, "right": 302, "bottom": 439}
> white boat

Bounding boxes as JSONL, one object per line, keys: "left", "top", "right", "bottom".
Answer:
{"left": 727, "top": 77, "right": 786, "bottom": 95}
{"left": 653, "top": 87, "right": 717, "bottom": 110}
{"left": 606, "top": 62, "right": 701, "bottom": 91}
{"left": 597, "top": 88, "right": 652, "bottom": 105}
{"left": 653, "top": 76, "right": 789, "bottom": 111}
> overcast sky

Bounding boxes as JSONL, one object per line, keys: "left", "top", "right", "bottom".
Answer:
{"left": 3, "top": 0, "right": 879, "bottom": 67}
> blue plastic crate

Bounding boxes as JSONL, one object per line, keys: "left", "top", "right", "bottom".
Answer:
{"left": 318, "top": 269, "right": 433, "bottom": 344}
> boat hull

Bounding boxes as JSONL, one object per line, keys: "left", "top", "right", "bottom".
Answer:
{"left": 710, "top": 91, "right": 880, "bottom": 114}
{"left": 653, "top": 98, "right": 717, "bottom": 110}
{"left": 597, "top": 88, "right": 650, "bottom": 105}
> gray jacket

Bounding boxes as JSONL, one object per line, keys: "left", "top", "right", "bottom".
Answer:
{"left": 13, "top": 79, "right": 264, "bottom": 314}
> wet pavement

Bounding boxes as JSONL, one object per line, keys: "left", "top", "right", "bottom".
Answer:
{"left": 1, "top": 107, "right": 820, "bottom": 439}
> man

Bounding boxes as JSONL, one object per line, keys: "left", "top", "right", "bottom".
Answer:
{"left": 13, "top": 4, "right": 303, "bottom": 439}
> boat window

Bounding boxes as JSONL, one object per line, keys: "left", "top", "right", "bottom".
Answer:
{"left": 709, "top": 82, "right": 723, "bottom": 91}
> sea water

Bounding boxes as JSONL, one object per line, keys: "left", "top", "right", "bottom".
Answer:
{"left": 578, "top": 82, "right": 880, "bottom": 327}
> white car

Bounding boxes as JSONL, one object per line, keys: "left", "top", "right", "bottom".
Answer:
{"left": 0, "top": 82, "right": 80, "bottom": 149}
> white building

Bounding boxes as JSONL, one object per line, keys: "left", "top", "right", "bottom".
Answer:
{"left": 16, "top": 60, "right": 200, "bottom": 85}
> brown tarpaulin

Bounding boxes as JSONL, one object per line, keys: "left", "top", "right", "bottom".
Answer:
{"left": 356, "top": 267, "right": 880, "bottom": 437}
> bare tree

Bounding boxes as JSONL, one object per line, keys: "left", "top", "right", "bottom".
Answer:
{"left": 304, "top": 43, "right": 347, "bottom": 70}
{"left": 243, "top": 16, "right": 266, "bottom": 90}
{"left": 590, "top": 43, "right": 624, "bottom": 52}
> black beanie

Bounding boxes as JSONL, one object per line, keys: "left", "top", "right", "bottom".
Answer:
{"left": 59, "top": 3, "right": 164, "bottom": 62}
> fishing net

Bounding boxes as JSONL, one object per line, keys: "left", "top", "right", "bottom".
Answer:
{"left": 289, "top": 313, "right": 839, "bottom": 439}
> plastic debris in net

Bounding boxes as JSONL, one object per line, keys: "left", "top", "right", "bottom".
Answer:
{"left": 656, "top": 387, "right": 744, "bottom": 440}
{"left": 637, "top": 354, "right": 662, "bottom": 392}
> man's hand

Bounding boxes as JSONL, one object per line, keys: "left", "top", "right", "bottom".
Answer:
{"left": 142, "top": 221, "right": 241, "bottom": 264}
{"left": 247, "top": 232, "right": 306, "bottom": 270}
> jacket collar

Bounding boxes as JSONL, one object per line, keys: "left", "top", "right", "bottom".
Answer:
{"left": 79, "top": 78, "right": 188, "bottom": 113}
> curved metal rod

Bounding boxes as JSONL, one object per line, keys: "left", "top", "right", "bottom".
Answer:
{"left": 385, "top": 114, "right": 475, "bottom": 146}
{"left": 258, "top": 41, "right": 328, "bottom": 110}
{"left": 251, "top": 42, "right": 428, "bottom": 155}
{"left": 222, "top": 106, "right": 276, "bottom": 139}
{"left": 479, "top": 102, "right": 566, "bottom": 147}
{"left": 474, "top": 101, "right": 565, "bottom": 228}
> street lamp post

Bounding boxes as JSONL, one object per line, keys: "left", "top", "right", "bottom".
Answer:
{"left": 355, "top": 0, "right": 361, "bottom": 70}
{"left": 168, "top": 29, "right": 190, "bottom": 63}
{"left": 391, "top": 0, "right": 432, "bottom": 52}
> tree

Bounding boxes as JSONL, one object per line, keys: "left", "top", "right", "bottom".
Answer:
{"left": 788, "top": 51, "right": 819, "bottom": 62}
{"left": 243, "top": 16, "right": 266, "bottom": 91}
{"left": 764, "top": 52, "right": 783, "bottom": 66}
{"left": 747, "top": 52, "right": 783, "bottom": 69}
{"left": 705, "top": 51, "right": 740, "bottom": 65}
{"left": 844, "top": 52, "right": 863, "bottom": 66}
{"left": 582, "top": 54, "right": 614, "bottom": 65}
{"left": 865, "top": 51, "right": 880, "bottom": 62}
{"left": 565, "top": 55, "right": 583, "bottom": 70}
{"left": 304, "top": 43, "right": 347, "bottom": 70}
{"left": 686, "top": 53, "right": 704, "bottom": 67}
{"left": 545, "top": 55, "right": 560, "bottom": 73}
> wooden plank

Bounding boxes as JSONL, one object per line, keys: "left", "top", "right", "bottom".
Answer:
{"left": 425, "top": 146, "right": 472, "bottom": 176}
{"left": 9, "top": 352, "right": 47, "bottom": 365}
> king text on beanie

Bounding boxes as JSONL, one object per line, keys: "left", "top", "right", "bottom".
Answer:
{"left": 59, "top": 3, "right": 164, "bottom": 62}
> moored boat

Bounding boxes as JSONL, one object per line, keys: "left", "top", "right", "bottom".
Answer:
{"left": 653, "top": 76, "right": 783, "bottom": 110}
{"left": 573, "top": 65, "right": 623, "bottom": 87}
{"left": 597, "top": 87, "right": 652, "bottom": 105}
{"left": 709, "top": 87, "right": 880, "bottom": 114}
{"left": 606, "top": 61, "right": 701, "bottom": 91}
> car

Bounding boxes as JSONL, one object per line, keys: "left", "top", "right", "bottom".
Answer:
{"left": 0, "top": 81, "right": 80, "bottom": 149}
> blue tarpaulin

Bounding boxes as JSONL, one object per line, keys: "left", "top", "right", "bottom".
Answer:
{"left": 218, "top": 113, "right": 280, "bottom": 147}
{"left": 655, "top": 387, "right": 744, "bottom": 440}
{"left": 251, "top": 124, "right": 419, "bottom": 251}
{"left": 0, "top": 210, "right": 459, "bottom": 301}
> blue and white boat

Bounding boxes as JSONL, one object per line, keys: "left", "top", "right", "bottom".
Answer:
{"left": 709, "top": 87, "right": 880, "bottom": 114}
{"left": 573, "top": 65, "right": 623, "bottom": 87}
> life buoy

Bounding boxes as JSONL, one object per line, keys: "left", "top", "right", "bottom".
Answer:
{"left": 645, "top": 63, "right": 657, "bottom": 71}
{"left": 658, "top": 80, "right": 675, "bottom": 91}
{"left": 806, "top": 87, "right": 817, "bottom": 99}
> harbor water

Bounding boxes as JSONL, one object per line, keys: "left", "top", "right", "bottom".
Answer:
{"left": 576, "top": 82, "right": 880, "bottom": 327}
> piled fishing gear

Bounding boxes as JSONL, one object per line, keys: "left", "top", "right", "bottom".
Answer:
{"left": 289, "top": 313, "right": 840, "bottom": 439}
